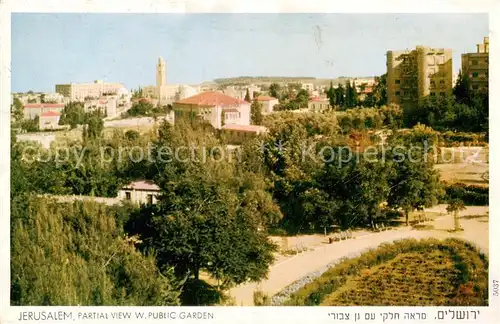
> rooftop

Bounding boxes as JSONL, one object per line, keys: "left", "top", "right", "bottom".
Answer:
{"left": 175, "top": 91, "right": 246, "bottom": 106}
{"left": 40, "top": 111, "right": 61, "bottom": 117}
{"left": 122, "top": 180, "right": 160, "bottom": 191}
{"left": 255, "top": 95, "right": 278, "bottom": 102}
{"left": 24, "top": 103, "right": 65, "bottom": 109}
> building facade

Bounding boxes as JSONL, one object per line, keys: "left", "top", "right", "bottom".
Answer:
{"left": 387, "top": 46, "right": 453, "bottom": 111}
{"left": 255, "top": 95, "right": 279, "bottom": 114}
{"left": 308, "top": 97, "right": 331, "bottom": 111}
{"left": 221, "top": 124, "right": 268, "bottom": 145}
{"left": 173, "top": 91, "right": 251, "bottom": 129}
{"left": 461, "top": 37, "right": 489, "bottom": 94}
{"left": 39, "top": 111, "right": 61, "bottom": 130}
{"left": 118, "top": 180, "right": 160, "bottom": 205}
{"left": 23, "top": 103, "right": 65, "bottom": 120}
{"left": 55, "top": 80, "right": 126, "bottom": 101}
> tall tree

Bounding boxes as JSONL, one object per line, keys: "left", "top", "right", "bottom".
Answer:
{"left": 244, "top": 89, "right": 251, "bottom": 102}
{"left": 269, "top": 83, "right": 281, "bottom": 99}
{"left": 250, "top": 99, "right": 264, "bottom": 125}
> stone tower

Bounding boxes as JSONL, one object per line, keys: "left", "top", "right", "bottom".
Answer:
{"left": 156, "top": 57, "right": 166, "bottom": 87}
{"left": 156, "top": 57, "right": 167, "bottom": 101}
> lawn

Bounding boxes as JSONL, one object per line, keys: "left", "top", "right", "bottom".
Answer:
{"left": 284, "top": 238, "right": 488, "bottom": 306}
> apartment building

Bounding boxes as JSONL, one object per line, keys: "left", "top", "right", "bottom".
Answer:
{"left": 387, "top": 46, "right": 452, "bottom": 110}
{"left": 461, "top": 37, "right": 489, "bottom": 94}
{"left": 56, "top": 80, "right": 126, "bottom": 101}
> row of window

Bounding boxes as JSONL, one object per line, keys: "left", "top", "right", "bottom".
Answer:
{"left": 470, "top": 58, "right": 488, "bottom": 65}
{"left": 470, "top": 71, "right": 488, "bottom": 78}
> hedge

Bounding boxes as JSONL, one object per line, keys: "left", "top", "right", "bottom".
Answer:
{"left": 442, "top": 182, "right": 488, "bottom": 206}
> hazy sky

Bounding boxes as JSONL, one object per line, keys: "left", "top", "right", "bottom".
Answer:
{"left": 12, "top": 13, "right": 488, "bottom": 92}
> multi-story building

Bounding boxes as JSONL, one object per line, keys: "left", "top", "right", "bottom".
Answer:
{"left": 172, "top": 91, "right": 251, "bottom": 129}
{"left": 461, "top": 37, "right": 489, "bottom": 94}
{"left": 56, "top": 80, "right": 126, "bottom": 101}
{"left": 387, "top": 46, "right": 453, "bottom": 111}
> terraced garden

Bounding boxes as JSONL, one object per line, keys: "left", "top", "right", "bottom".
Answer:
{"left": 283, "top": 238, "right": 488, "bottom": 306}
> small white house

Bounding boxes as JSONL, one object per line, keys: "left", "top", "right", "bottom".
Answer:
{"left": 118, "top": 180, "right": 160, "bottom": 205}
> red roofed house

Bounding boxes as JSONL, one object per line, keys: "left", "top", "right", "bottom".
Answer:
{"left": 255, "top": 95, "right": 279, "bottom": 114}
{"left": 172, "top": 91, "right": 250, "bottom": 129}
{"left": 358, "top": 86, "right": 374, "bottom": 101}
{"left": 118, "top": 180, "right": 160, "bottom": 205}
{"left": 23, "top": 103, "right": 65, "bottom": 120}
{"left": 39, "top": 111, "right": 62, "bottom": 130}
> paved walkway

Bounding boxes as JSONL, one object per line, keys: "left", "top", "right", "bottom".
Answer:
{"left": 229, "top": 207, "right": 488, "bottom": 305}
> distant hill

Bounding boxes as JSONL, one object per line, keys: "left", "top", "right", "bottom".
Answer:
{"left": 209, "top": 76, "right": 376, "bottom": 87}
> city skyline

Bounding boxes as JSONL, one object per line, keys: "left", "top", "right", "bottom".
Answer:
{"left": 12, "top": 13, "right": 488, "bottom": 92}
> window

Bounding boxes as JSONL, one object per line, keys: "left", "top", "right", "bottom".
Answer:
{"left": 395, "top": 91, "right": 401, "bottom": 96}
{"left": 439, "top": 92, "right": 445, "bottom": 96}
{"left": 125, "top": 192, "right": 131, "bottom": 200}
{"left": 439, "top": 80, "right": 445, "bottom": 84}
{"left": 472, "top": 72, "right": 479, "bottom": 78}
{"left": 395, "top": 80, "right": 401, "bottom": 84}
{"left": 430, "top": 92, "right": 436, "bottom": 97}
{"left": 147, "top": 194, "right": 153, "bottom": 205}
{"left": 472, "top": 85, "right": 479, "bottom": 90}
{"left": 471, "top": 60, "right": 478, "bottom": 65}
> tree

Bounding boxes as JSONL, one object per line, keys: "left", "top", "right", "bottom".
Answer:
{"left": 250, "top": 99, "right": 264, "bottom": 125}
{"left": 269, "top": 83, "right": 281, "bottom": 99}
{"left": 244, "top": 89, "right": 251, "bottom": 102}
{"left": 446, "top": 199, "right": 466, "bottom": 231}
{"left": 373, "top": 73, "right": 387, "bottom": 106}
{"left": 387, "top": 126, "right": 443, "bottom": 225}
{"left": 453, "top": 70, "right": 472, "bottom": 106}
{"left": 11, "top": 97, "right": 24, "bottom": 122}
{"left": 11, "top": 196, "right": 181, "bottom": 306}
{"left": 294, "top": 89, "right": 310, "bottom": 108}
{"left": 59, "top": 102, "right": 86, "bottom": 128}
{"left": 326, "top": 82, "right": 336, "bottom": 109}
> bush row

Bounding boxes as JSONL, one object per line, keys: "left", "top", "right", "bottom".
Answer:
{"left": 442, "top": 182, "right": 489, "bottom": 206}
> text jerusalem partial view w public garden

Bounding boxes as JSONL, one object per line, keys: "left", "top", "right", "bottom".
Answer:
{"left": 10, "top": 13, "right": 489, "bottom": 306}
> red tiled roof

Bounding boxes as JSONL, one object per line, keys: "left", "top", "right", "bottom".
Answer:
{"left": 175, "top": 91, "right": 246, "bottom": 106}
{"left": 311, "top": 97, "right": 329, "bottom": 102}
{"left": 24, "top": 103, "right": 65, "bottom": 109}
{"left": 122, "top": 180, "right": 160, "bottom": 191}
{"left": 255, "top": 95, "right": 278, "bottom": 102}
{"left": 40, "top": 111, "right": 61, "bottom": 117}
{"left": 222, "top": 124, "right": 268, "bottom": 133}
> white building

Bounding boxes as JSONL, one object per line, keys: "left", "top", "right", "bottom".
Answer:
{"left": 301, "top": 83, "right": 314, "bottom": 92}
{"left": 39, "top": 111, "right": 61, "bottom": 130}
{"left": 308, "top": 97, "right": 331, "bottom": 111}
{"left": 55, "top": 80, "right": 127, "bottom": 102}
{"left": 255, "top": 95, "right": 279, "bottom": 114}
{"left": 118, "top": 180, "right": 160, "bottom": 205}
{"left": 84, "top": 94, "right": 131, "bottom": 118}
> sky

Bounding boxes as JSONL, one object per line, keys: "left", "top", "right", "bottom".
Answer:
{"left": 12, "top": 13, "right": 488, "bottom": 92}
